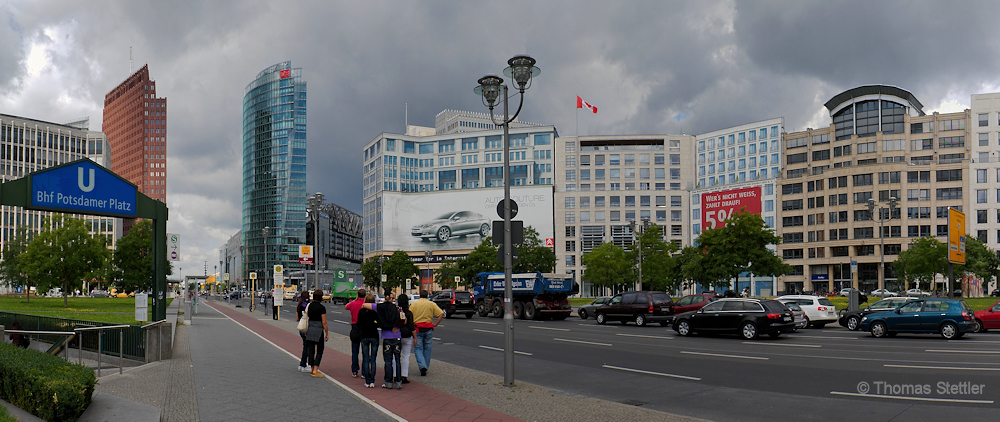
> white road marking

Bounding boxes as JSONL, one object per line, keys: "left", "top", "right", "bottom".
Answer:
{"left": 468, "top": 320, "right": 498, "bottom": 325}
{"left": 479, "top": 345, "right": 533, "bottom": 356}
{"left": 741, "top": 341, "right": 822, "bottom": 348}
{"left": 680, "top": 351, "right": 768, "bottom": 360}
{"left": 333, "top": 320, "right": 349, "bottom": 325}
{"left": 786, "top": 335, "right": 856, "bottom": 340}
{"left": 602, "top": 364, "right": 701, "bottom": 381}
{"left": 554, "top": 338, "right": 612, "bottom": 347}
{"left": 948, "top": 339, "right": 1000, "bottom": 344}
{"left": 616, "top": 333, "right": 674, "bottom": 340}
{"left": 925, "top": 349, "right": 1000, "bottom": 354}
{"left": 579, "top": 324, "right": 614, "bottom": 328}
{"left": 529, "top": 325, "right": 570, "bottom": 331}
{"left": 884, "top": 364, "right": 1000, "bottom": 371}
{"left": 830, "top": 391, "right": 994, "bottom": 404}
{"left": 474, "top": 329, "right": 503, "bottom": 334}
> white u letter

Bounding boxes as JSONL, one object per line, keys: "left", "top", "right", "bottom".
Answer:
{"left": 78, "top": 167, "right": 95, "bottom": 192}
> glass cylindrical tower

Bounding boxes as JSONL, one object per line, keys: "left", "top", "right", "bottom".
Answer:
{"left": 242, "top": 61, "right": 308, "bottom": 281}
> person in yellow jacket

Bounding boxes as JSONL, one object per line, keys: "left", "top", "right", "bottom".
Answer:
{"left": 408, "top": 290, "right": 444, "bottom": 376}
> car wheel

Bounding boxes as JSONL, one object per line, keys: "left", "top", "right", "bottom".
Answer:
{"left": 676, "top": 320, "right": 692, "bottom": 336}
{"left": 477, "top": 301, "right": 489, "bottom": 317}
{"left": 444, "top": 310, "right": 452, "bottom": 319}
{"left": 803, "top": 315, "right": 811, "bottom": 328}
{"left": 436, "top": 227, "right": 451, "bottom": 242}
{"left": 635, "top": 314, "right": 646, "bottom": 327}
{"left": 524, "top": 302, "right": 537, "bottom": 320}
{"left": 940, "top": 322, "right": 959, "bottom": 339}
{"left": 973, "top": 319, "right": 983, "bottom": 333}
{"left": 741, "top": 322, "right": 759, "bottom": 340}
{"left": 846, "top": 316, "right": 860, "bottom": 331}
{"left": 596, "top": 312, "right": 606, "bottom": 325}
{"left": 659, "top": 321, "right": 670, "bottom": 327}
{"left": 620, "top": 319, "right": 629, "bottom": 325}
{"left": 769, "top": 332, "right": 781, "bottom": 339}
{"left": 512, "top": 301, "right": 524, "bottom": 319}
{"left": 490, "top": 300, "right": 503, "bottom": 318}
{"left": 870, "top": 321, "right": 888, "bottom": 338}
{"left": 479, "top": 223, "right": 490, "bottom": 237}
{"left": 579, "top": 308, "right": 589, "bottom": 320}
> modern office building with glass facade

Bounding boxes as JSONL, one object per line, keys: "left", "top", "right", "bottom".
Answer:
{"left": 241, "top": 61, "right": 308, "bottom": 280}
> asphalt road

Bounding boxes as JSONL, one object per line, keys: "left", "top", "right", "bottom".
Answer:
{"left": 236, "top": 297, "right": 1000, "bottom": 421}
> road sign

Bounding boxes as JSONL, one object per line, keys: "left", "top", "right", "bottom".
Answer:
{"left": 167, "top": 233, "right": 180, "bottom": 261}
{"left": 135, "top": 293, "right": 148, "bottom": 322}
{"left": 544, "top": 238, "right": 554, "bottom": 247}
{"left": 250, "top": 273, "right": 257, "bottom": 280}
{"left": 299, "top": 245, "right": 313, "bottom": 265}
{"left": 492, "top": 220, "right": 524, "bottom": 245}
{"left": 496, "top": 199, "right": 519, "bottom": 219}
{"left": 949, "top": 208, "right": 966, "bottom": 264}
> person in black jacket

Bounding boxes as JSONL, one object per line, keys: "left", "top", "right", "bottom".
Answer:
{"left": 397, "top": 295, "right": 416, "bottom": 384}
{"left": 358, "top": 294, "right": 380, "bottom": 388}
{"left": 295, "top": 292, "right": 310, "bottom": 372}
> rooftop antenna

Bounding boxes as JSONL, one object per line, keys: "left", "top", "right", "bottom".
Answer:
{"left": 129, "top": 47, "right": 133, "bottom": 74}
{"left": 405, "top": 103, "right": 408, "bottom": 132}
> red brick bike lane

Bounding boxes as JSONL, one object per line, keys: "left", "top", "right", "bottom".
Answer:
{"left": 206, "top": 301, "right": 520, "bottom": 422}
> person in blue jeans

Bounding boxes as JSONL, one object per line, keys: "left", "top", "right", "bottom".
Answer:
{"left": 408, "top": 290, "right": 444, "bottom": 376}
{"left": 344, "top": 288, "right": 367, "bottom": 378}
{"left": 357, "top": 294, "right": 380, "bottom": 388}
{"left": 361, "top": 292, "right": 406, "bottom": 389}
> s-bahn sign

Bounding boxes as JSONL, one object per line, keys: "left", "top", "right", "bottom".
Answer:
{"left": 31, "top": 159, "right": 137, "bottom": 218}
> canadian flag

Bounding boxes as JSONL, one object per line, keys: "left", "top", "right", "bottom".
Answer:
{"left": 576, "top": 96, "right": 597, "bottom": 113}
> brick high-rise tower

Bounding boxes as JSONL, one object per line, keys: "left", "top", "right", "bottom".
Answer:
{"left": 103, "top": 64, "right": 167, "bottom": 202}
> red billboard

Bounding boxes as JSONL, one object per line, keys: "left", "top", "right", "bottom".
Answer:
{"left": 701, "top": 186, "right": 762, "bottom": 230}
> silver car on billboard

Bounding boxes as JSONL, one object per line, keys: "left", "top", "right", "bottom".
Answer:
{"left": 411, "top": 211, "right": 491, "bottom": 242}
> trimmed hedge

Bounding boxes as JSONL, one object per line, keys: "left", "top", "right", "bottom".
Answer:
{"left": 0, "top": 342, "right": 95, "bottom": 421}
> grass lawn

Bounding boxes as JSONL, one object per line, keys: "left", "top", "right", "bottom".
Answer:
{"left": 825, "top": 295, "right": 998, "bottom": 311}
{"left": 0, "top": 296, "right": 174, "bottom": 325}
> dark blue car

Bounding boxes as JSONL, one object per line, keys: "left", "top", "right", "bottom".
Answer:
{"left": 858, "top": 298, "right": 976, "bottom": 339}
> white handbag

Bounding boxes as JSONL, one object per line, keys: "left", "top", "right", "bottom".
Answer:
{"left": 297, "top": 303, "right": 311, "bottom": 333}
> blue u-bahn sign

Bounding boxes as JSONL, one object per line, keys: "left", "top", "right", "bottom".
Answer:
{"left": 30, "top": 159, "right": 137, "bottom": 218}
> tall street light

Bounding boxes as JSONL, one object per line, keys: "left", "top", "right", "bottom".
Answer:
{"left": 263, "top": 226, "right": 270, "bottom": 315}
{"left": 630, "top": 217, "right": 650, "bottom": 292}
{"left": 867, "top": 196, "right": 899, "bottom": 296}
{"left": 307, "top": 192, "right": 324, "bottom": 292}
{"left": 474, "top": 54, "right": 540, "bottom": 387}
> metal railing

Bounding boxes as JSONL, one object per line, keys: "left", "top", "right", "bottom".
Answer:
{"left": 140, "top": 319, "right": 169, "bottom": 362}
{"left": 1, "top": 312, "right": 146, "bottom": 360}
{"left": 3, "top": 329, "right": 75, "bottom": 360}
{"left": 75, "top": 324, "right": 131, "bottom": 377}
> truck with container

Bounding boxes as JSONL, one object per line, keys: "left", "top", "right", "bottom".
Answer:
{"left": 472, "top": 271, "right": 578, "bottom": 320}
{"left": 330, "top": 280, "right": 359, "bottom": 304}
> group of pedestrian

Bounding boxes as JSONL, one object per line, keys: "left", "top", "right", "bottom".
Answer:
{"left": 292, "top": 287, "right": 445, "bottom": 390}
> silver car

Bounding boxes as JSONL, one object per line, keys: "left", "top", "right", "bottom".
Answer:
{"left": 411, "top": 211, "right": 491, "bottom": 242}
{"left": 780, "top": 301, "right": 808, "bottom": 331}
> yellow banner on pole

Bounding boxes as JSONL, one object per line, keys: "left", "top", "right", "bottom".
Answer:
{"left": 948, "top": 208, "right": 966, "bottom": 264}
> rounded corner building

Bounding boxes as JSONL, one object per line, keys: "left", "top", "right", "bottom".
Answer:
{"left": 242, "top": 61, "right": 308, "bottom": 280}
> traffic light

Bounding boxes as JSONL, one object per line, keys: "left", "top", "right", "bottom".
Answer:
{"left": 306, "top": 220, "right": 314, "bottom": 244}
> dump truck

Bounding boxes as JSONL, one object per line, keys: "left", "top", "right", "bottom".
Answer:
{"left": 330, "top": 280, "right": 358, "bottom": 304}
{"left": 472, "top": 271, "right": 578, "bottom": 320}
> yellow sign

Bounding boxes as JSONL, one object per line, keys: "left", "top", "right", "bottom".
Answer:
{"left": 948, "top": 208, "right": 966, "bottom": 264}
{"left": 273, "top": 265, "right": 283, "bottom": 274}
{"left": 298, "top": 245, "right": 313, "bottom": 258}
{"left": 250, "top": 272, "right": 257, "bottom": 280}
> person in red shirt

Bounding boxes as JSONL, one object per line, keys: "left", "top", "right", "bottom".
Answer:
{"left": 344, "top": 288, "right": 367, "bottom": 378}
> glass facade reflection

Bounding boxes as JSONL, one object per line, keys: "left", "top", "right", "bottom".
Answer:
{"left": 242, "top": 61, "right": 308, "bottom": 278}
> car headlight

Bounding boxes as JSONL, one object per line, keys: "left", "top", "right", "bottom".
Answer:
{"left": 861, "top": 316, "right": 867, "bottom": 322}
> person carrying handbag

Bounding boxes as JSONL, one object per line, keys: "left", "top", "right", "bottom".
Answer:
{"left": 303, "top": 290, "right": 328, "bottom": 377}
{"left": 295, "top": 292, "right": 311, "bottom": 372}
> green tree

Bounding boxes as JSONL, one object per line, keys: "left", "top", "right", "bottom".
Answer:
{"left": 628, "top": 224, "right": 680, "bottom": 291}
{"left": 360, "top": 255, "right": 386, "bottom": 289}
{"left": 676, "top": 245, "right": 718, "bottom": 290}
{"left": 513, "top": 226, "right": 556, "bottom": 273}
{"left": 434, "top": 258, "right": 464, "bottom": 289}
{"left": 382, "top": 250, "right": 418, "bottom": 293}
{"left": 21, "top": 216, "right": 110, "bottom": 306}
{"left": 457, "top": 239, "right": 502, "bottom": 283}
{"left": 112, "top": 220, "right": 154, "bottom": 294}
{"left": 581, "top": 242, "right": 634, "bottom": 291}
{"left": 963, "top": 236, "right": 999, "bottom": 294}
{"left": 893, "top": 236, "right": 947, "bottom": 291}
{"left": 0, "top": 227, "right": 33, "bottom": 301}
{"left": 698, "top": 212, "right": 790, "bottom": 289}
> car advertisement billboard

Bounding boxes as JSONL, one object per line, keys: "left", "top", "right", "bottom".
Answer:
{"left": 382, "top": 186, "right": 553, "bottom": 252}
{"left": 701, "top": 186, "right": 761, "bottom": 230}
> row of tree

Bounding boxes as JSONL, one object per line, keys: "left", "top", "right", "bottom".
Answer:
{"left": 359, "top": 226, "right": 556, "bottom": 292}
{"left": 0, "top": 216, "right": 167, "bottom": 306}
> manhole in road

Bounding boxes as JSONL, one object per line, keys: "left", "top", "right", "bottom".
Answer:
{"left": 619, "top": 399, "right": 646, "bottom": 407}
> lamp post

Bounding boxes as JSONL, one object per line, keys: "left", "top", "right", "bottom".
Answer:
{"left": 629, "top": 217, "right": 650, "bottom": 292}
{"left": 867, "top": 197, "right": 899, "bottom": 296}
{"left": 263, "top": 226, "right": 270, "bottom": 315}
{"left": 475, "top": 54, "right": 540, "bottom": 387}
{"left": 307, "top": 192, "right": 324, "bottom": 293}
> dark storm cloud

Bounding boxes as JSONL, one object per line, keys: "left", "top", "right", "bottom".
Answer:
{"left": 4, "top": 0, "right": 1000, "bottom": 273}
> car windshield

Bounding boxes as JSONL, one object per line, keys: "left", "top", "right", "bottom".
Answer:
{"left": 435, "top": 212, "right": 457, "bottom": 219}
{"left": 762, "top": 300, "right": 787, "bottom": 313}
{"left": 818, "top": 298, "right": 834, "bottom": 306}
{"left": 783, "top": 302, "right": 802, "bottom": 311}
{"left": 651, "top": 293, "right": 672, "bottom": 304}
{"left": 455, "top": 292, "right": 472, "bottom": 300}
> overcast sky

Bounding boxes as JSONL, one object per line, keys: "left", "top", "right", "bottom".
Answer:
{"left": 3, "top": 0, "right": 1000, "bottom": 277}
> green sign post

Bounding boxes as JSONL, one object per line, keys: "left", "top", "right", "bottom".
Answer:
{"left": 0, "top": 159, "right": 169, "bottom": 320}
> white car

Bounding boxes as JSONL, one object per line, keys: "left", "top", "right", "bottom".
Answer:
{"left": 904, "top": 288, "right": 931, "bottom": 297}
{"left": 869, "top": 289, "right": 897, "bottom": 297}
{"left": 775, "top": 295, "right": 838, "bottom": 328}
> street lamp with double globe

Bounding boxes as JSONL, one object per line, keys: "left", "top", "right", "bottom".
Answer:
{"left": 474, "top": 55, "right": 540, "bottom": 387}
{"left": 867, "top": 196, "right": 899, "bottom": 296}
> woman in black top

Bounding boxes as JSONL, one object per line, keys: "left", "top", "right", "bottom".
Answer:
{"left": 295, "top": 292, "right": 311, "bottom": 372}
{"left": 358, "top": 294, "right": 380, "bottom": 387}
{"left": 304, "top": 290, "right": 328, "bottom": 377}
